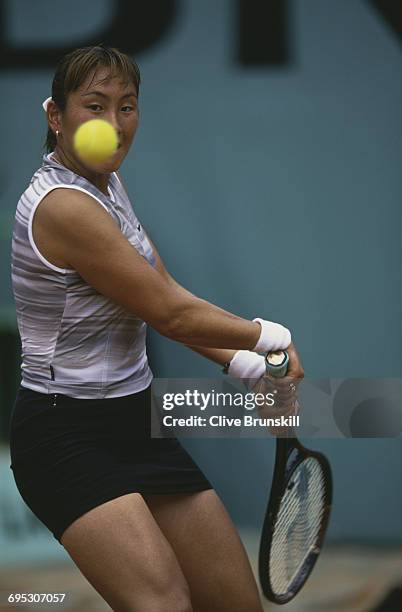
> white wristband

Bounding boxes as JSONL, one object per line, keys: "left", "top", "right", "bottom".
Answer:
{"left": 252, "top": 318, "right": 291, "bottom": 353}
{"left": 228, "top": 350, "right": 266, "bottom": 380}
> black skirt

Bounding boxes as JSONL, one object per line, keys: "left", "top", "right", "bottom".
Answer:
{"left": 9, "top": 385, "right": 212, "bottom": 543}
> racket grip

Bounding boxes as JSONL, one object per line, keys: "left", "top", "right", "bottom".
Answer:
{"left": 265, "top": 351, "right": 289, "bottom": 378}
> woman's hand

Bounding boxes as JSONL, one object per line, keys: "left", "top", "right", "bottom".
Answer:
{"left": 251, "top": 342, "right": 304, "bottom": 434}
{"left": 267, "top": 342, "right": 304, "bottom": 410}
{"left": 285, "top": 342, "right": 304, "bottom": 380}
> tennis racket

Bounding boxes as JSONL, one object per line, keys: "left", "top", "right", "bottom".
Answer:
{"left": 258, "top": 350, "right": 332, "bottom": 604}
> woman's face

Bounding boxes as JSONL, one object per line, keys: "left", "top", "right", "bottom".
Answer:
{"left": 55, "top": 67, "right": 139, "bottom": 173}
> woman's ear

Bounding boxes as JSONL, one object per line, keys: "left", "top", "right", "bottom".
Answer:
{"left": 47, "top": 100, "right": 62, "bottom": 136}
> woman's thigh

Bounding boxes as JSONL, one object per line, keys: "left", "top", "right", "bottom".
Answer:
{"left": 144, "top": 490, "right": 264, "bottom": 612}
{"left": 60, "top": 492, "right": 192, "bottom": 612}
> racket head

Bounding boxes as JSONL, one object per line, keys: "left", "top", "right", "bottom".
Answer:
{"left": 259, "top": 438, "right": 332, "bottom": 604}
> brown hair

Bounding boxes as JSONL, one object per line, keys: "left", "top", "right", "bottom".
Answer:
{"left": 44, "top": 45, "right": 141, "bottom": 153}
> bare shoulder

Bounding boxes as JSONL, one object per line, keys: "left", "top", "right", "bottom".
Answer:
{"left": 32, "top": 187, "right": 119, "bottom": 269}
{"left": 32, "top": 185, "right": 177, "bottom": 331}
{"left": 37, "top": 187, "right": 110, "bottom": 227}
{"left": 33, "top": 185, "right": 158, "bottom": 285}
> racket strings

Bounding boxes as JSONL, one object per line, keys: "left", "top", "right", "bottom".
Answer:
{"left": 269, "top": 458, "right": 326, "bottom": 596}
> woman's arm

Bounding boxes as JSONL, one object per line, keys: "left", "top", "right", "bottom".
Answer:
{"left": 183, "top": 345, "right": 236, "bottom": 367}
{"left": 35, "top": 188, "right": 261, "bottom": 350}
{"left": 144, "top": 235, "right": 305, "bottom": 384}
{"left": 116, "top": 170, "right": 236, "bottom": 365}
{"left": 145, "top": 232, "right": 237, "bottom": 366}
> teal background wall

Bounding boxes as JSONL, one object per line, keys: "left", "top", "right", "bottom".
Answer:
{"left": 0, "top": 0, "right": 401, "bottom": 544}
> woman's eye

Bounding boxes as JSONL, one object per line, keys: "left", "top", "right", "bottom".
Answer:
{"left": 86, "top": 104, "right": 136, "bottom": 112}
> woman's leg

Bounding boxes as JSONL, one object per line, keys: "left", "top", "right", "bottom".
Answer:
{"left": 144, "top": 490, "right": 264, "bottom": 612}
{"left": 60, "top": 492, "right": 192, "bottom": 612}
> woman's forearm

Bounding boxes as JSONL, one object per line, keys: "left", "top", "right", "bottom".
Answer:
{"left": 185, "top": 345, "right": 237, "bottom": 367}
{"left": 163, "top": 290, "right": 261, "bottom": 350}
{"left": 156, "top": 270, "right": 261, "bottom": 350}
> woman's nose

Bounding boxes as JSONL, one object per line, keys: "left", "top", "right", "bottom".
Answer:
{"left": 105, "top": 110, "right": 121, "bottom": 132}
{"left": 106, "top": 113, "right": 122, "bottom": 142}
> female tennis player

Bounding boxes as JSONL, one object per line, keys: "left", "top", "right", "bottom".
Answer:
{"left": 9, "top": 45, "right": 303, "bottom": 612}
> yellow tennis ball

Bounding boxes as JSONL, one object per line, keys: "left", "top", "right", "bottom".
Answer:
{"left": 73, "top": 119, "right": 118, "bottom": 164}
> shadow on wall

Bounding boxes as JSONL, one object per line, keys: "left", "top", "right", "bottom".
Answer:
{"left": 0, "top": 330, "right": 20, "bottom": 442}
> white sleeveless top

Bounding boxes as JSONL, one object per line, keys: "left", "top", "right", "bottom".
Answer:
{"left": 11, "top": 153, "right": 155, "bottom": 398}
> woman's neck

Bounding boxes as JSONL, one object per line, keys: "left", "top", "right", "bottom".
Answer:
{"left": 52, "top": 146, "right": 110, "bottom": 196}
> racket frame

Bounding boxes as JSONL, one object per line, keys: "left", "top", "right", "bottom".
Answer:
{"left": 258, "top": 351, "right": 333, "bottom": 604}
